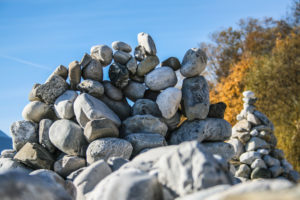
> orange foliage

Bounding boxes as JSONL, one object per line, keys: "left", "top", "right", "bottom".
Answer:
{"left": 210, "top": 57, "right": 253, "bottom": 125}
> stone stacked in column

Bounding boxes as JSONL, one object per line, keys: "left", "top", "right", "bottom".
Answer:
{"left": 228, "top": 91, "right": 299, "bottom": 182}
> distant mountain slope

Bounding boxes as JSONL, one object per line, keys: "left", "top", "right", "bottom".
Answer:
{"left": 0, "top": 130, "right": 12, "bottom": 152}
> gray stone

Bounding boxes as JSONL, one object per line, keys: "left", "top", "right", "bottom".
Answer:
{"left": 74, "top": 93, "right": 121, "bottom": 127}
{"left": 180, "top": 48, "right": 207, "bottom": 77}
{"left": 227, "top": 138, "right": 244, "bottom": 160}
{"left": 28, "top": 83, "right": 42, "bottom": 101}
{"left": 175, "top": 185, "right": 231, "bottom": 200}
{"left": 235, "top": 164, "right": 251, "bottom": 178}
{"left": 161, "top": 57, "right": 181, "bottom": 71}
{"left": 263, "top": 155, "right": 280, "bottom": 167}
{"left": 257, "top": 148, "right": 270, "bottom": 155}
{"left": 87, "top": 168, "right": 163, "bottom": 200}
{"left": 174, "top": 70, "right": 185, "bottom": 90}
{"left": 123, "top": 80, "right": 146, "bottom": 101}
{"left": 243, "top": 97, "right": 257, "bottom": 105}
{"left": 145, "top": 67, "right": 177, "bottom": 91}
{"left": 205, "top": 179, "right": 293, "bottom": 200}
{"left": 243, "top": 90, "right": 255, "bottom": 98}
{"left": 113, "top": 50, "right": 132, "bottom": 65}
{"left": 14, "top": 142, "right": 55, "bottom": 170}
{"left": 271, "top": 148, "right": 285, "bottom": 160}
{"left": 270, "top": 165, "right": 284, "bottom": 177}
{"left": 169, "top": 118, "right": 232, "bottom": 145}
{"left": 30, "top": 169, "right": 76, "bottom": 199}
{"left": 54, "top": 90, "right": 77, "bottom": 119}
{"left": 99, "top": 94, "right": 131, "bottom": 120}
{"left": 250, "top": 129, "right": 259, "bottom": 136}
{"left": 0, "top": 158, "right": 32, "bottom": 173}
{"left": 36, "top": 78, "right": 68, "bottom": 108}
{"left": 90, "top": 44, "right": 113, "bottom": 66}
{"left": 46, "top": 65, "right": 68, "bottom": 81}
{"left": 132, "top": 99, "right": 162, "bottom": 117}
{"left": 77, "top": 79, "right": 104, "bottom": 98}
{"left": 54, "top": 155, "right": 86, "bottom": 177}
{"left": 232, "top": 119, "right": 251, "bottom": 132}
{"left": 137, "top": 55, "right": 160, "bottom": 76}
{"left": 84, "top": 119, "right": 119, "bottom": 143}
{"left": 239, "top": 151, "right": 261, "bottom": 165}
{"left": 22, "top": 101, "right": 56, "bottom": 123}
{"left": 162, "top": 111, "right": 181, "bottom": 131}
{"left": 202, "top": 142, "right": 235, "bottom": 161}
{"left": 86, "top": 138, "right": 133, "bottom": 164}
{"left": 82, "top": 59, "right": 103, "bottom": 82}
{"left": 11, "top": 120, "right": 38, "bottom": 151}
{"left": 49, "top": 119, "right": 87, "bottom": 156}
{"left": 80, "top": 53, "right": 92, "bottom": 68}
{"left": 154, "top": 141, "right": 232, "bottom": 197}
{"left": 156, "top": 87, "right": 182, "bottom": 119}
{"left": 182, "top": 76, "right": 210, "bottom": 120}
{"left": 126, "top": 57, "right": 137, "bottom": 75}
{"left": 112, "top": 41, "right": 132, "bottom": 52}
{"left": 35, "top": 74, "right": 69, "bottom": 104}
{"left": 74, "top": 160, "right": 112, "bottom": 200}
{"left": 121, "top": 145, "right": 177, "bottom": 172}
{"left": 39, "top": 119, "right": 56, "bottom": 153}
{"left": 107, "top": 157, "right": 128, "bottom": 171}
{"left": 207, "top": 102, "right": 227, "bottom": 119}
{"left": 237, "top": 132, "right": 251, "bottom": 143}
{"left": 288, "top": 170, "right": 300, "bottom": 182}
{"left": 68, "top": 60, "right": 81, "bottom": 90}
{"left": 103, "top": 81, "right": 123, "bottom": 101}
{"left": 137, "top": 32, "right": 157, "bottom": 56}
{"left": 253, "top": 110, "right": 274, "bottom": 130}
{"left": 0, "top": 149, "right": 16, "bottom": 159}
{"left": 134, "top": 45, "right": 147, "bottom": 61}
{"left": 251, "top": 158, "right": 267, "bottom": 169}
{"left": 109, "top": 62, "right": 129, "bottom": 89}
{"left": 121, "top": 115, "right": 168, "bottom": 137}
{"left": 0, "top": 170, "right": 72, "bottom": 200}
{"left": 247, "top": 112, "right": 261, "bottom": 125}
{"left": 245, "top": 137, "right": 270, "bottom": 151}
{"left": 66, "top": 167, "right": 86, "bottom": 182}
{"left": 125, "top": 133, "right": 166, "bottom": 155}
{"left": 251, "top": 167, "right": 272, "bottom": 179}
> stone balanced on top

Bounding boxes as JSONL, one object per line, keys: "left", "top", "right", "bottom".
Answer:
{"left": 228, "top": 91, "right": 299, "bottom": 182}
{"left": 0, "top": 32, "right": 298, "bottom": 200}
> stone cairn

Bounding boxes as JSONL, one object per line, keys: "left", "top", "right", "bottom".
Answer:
{"left": 228, "top": 91, "right": 299, "bottom": 182}
{"left": 0, "top": 33, "right": 298, "bottom": 200}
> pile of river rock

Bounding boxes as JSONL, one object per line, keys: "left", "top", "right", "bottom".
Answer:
{"left": 228, "top": 91, "right": 299, "bottom": 182}
{"left": 0, "top": 32, "right": 299, "bottom": 200}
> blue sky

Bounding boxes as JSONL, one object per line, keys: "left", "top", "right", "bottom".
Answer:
{"left": 0, "top": 0, "right": 291, "bottom": 136}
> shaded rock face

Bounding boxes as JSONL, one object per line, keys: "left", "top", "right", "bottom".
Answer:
{"left": 181, "top": 76, "right": 210, "bottom": 120}
{"left": 87, "top": 168, "right": 163, "bottom": 200}
{"left": 14, "top": 142, "right": 55, "bottom": 170}
{"left": 73, "top": 93, "right": 121, "bottom": 127}
{"left": 49, "top": 119, "right": 87, "bottom": 156}
{"left": 11, "top": 120, "right": 38, "bottom": 151}
{"left": 121, "top": 115, "right": 168, "bottom": 137}
{"left": 154, "top": 141, "right": 232, "bottom": 197}
{"left": 36, "top": 75, "right": 69, "bottom": 104}
{"left": 0, "top": 170, "right": 73, "bottom": 200}
{"left": 169, "top": 118, "right": 231, "bottom": 145}
{"left": 86, "top": 138, "right": 133, "bottom": 164}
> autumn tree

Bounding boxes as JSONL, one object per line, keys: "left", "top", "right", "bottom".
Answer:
{"left": 205, "top": 0, "right": 300, "bottom": 171}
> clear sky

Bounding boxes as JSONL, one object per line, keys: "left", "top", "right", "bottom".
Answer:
{"left": 0, "top": 0, "right": 291, "bottom": 136}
